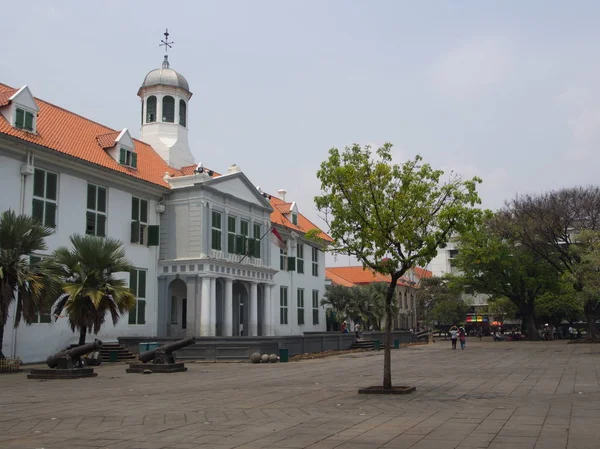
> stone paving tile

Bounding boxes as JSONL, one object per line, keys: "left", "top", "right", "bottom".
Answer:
{"left": 2, "top": 340, "right": 600, "bottom": 448}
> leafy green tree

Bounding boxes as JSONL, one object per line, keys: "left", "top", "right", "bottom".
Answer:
{"left": 315, "top": 144, "right": 481, "bottom": 389}
{"left": 431, "top": 297, "right": 468, "bottom": 327}
{"left": 0, "top": 210, "right": 55, "bottom": 359}
{"left": 486, "top": 296, "right": 518, "bottom": 323}
{"left": 500, "top": 188, "right": 600, "bottom": 339}
{"left": 47, "top": 235, "right": 136, "bottom": 345}
{"left": 416, "top": 276, "right": 462, "bottom": 327}
{"left": 535, "top": 285, "right": 582, "bottom": 328}
{"left": 452, "top": 213, "right": 558, "bottom": 340}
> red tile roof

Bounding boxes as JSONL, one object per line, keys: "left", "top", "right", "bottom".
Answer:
{"left": 0, "top": 83, "right": 181, "bottom": 188}
{"left": 269, "top": 195, "right": 332, "bottom": 242}
{"left": 95, "top": 131, "right": 120, "bottom": 149}
{"left": 0, "top": 91, "right": 11, "bottom": 107}
{"left": 326, "top": 266, "right": 394, "bottom": 285}
{"left": 178, "top": 164, "right": 221, "bottom": 177}
{"left": 412, "top": 267, "right": 433, "bottom": 280}
{"left": 325, "top": 266, "right": 428, "bottom": 288}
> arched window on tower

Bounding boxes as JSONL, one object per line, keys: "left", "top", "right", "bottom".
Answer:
{"left": 162, "top": 96, "right": 175, "bottom": 123}
{"left": 179, "top": 99, "right": 187, "bottom": 127}
{"left": 146, "top": 96, "right": 157, "bottom": 123}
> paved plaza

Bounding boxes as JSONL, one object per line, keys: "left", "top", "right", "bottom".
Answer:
{"left": 1, "top": 340, "right": 600, "bottom": 449}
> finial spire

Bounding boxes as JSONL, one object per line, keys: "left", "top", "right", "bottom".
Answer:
{"left": 159, "top": 29, "right": 174, "bottom": 68}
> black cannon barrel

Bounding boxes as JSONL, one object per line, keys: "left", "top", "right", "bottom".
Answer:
{"left": 46, "top": 340, "right": 103, "bottom": 368}
{"left": 139, "top": 337, "right": 195, "bottom": 363}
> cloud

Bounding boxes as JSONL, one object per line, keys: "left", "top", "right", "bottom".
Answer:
{"left": 430, "top": 36, "right": 515, "bottom": 100}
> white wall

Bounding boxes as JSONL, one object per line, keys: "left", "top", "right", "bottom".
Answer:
{"left": 1, "top": 152, "right": 161, "bottom": 362}
{"left": 271, "top": 238, "right": 327, "bottom": 336}
{"left": 0, "top": 153, "right": 22, "bottom": 214}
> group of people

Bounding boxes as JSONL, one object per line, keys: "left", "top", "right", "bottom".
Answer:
{"left": 449, "top": 325, "right": 466, "bottom": 350}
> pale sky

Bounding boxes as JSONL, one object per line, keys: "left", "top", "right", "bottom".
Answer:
{"left": 3, "top": 1, "right": 600, "bottom": 266}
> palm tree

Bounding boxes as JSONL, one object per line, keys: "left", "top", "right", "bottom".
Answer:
{"left": 47, "top": 234, "right": 136, "bottom": 345}
{"left": 0, "top": 210, "right": 54, "bottom": 359}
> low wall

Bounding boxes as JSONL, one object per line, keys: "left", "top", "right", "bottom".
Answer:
{"left": 118, "top": 331, "right": 414, "bottom": 362}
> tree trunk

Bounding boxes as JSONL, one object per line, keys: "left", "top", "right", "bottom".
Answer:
{"left": 584, "top": 301, "right": 597, "bottom": 340}
{"left": 0, "top": 323, "right": 5, "bottom": 359}
{"left": 383, "top": 278, "right": 399, "bottom": 390}
{"left": 78, "top": 327, "right": 87, "bottom": 346}
{"left": 524, "top": 314, "right": 537, "bottom": 341}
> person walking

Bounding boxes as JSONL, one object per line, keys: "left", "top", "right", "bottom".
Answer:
{"left": 459, "top": 327, "right": 466, "bottom": 350}
{"left": 449, "top": 325, "right": 459, "bottom": 350}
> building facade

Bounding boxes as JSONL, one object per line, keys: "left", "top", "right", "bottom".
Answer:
{"left": 324, "top": 266, "right": 432, "bottom": 331}
{"left": 0, "top": 54, "right": 329, "bottom": 362}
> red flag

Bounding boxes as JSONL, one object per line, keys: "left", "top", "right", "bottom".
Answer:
{"left": 271, "top": 227, "right": 287, "bottom": 250}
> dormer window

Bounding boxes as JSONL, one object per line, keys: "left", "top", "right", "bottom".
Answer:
{"left": 291, "top": 213, "right": 298, "bottom": 225}
{"left": 119, "top": 147, "right": 137, "bottom": 168}
{"left": 15, "top": 108, "right": 34, "bottom": 132}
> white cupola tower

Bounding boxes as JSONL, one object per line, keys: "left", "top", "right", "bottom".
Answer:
{"left": 138, "top": 30, "right": 195, "bottom": 169}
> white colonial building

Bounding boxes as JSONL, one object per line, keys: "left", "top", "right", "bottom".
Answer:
{"left": 0, "top": 53, "right": 329, "bottom": 362}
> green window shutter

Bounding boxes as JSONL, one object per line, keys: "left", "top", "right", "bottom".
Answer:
{"left": 140, "top": 199, "right": 148, "bottom": 223}
{"left": 131, "top": 221, "right": 140, "bottom": 243}
{"left": 313, "top": 309, "right": 319, "bottom": 325}
{"left": 15, "top": 109, "right": 24, "bottom": 128}
{"left": 96, "top": 214, "right": 106, "bottom": 237}
{"left": 119, "top": 148, "right": 126, "bottom": 164}
{"left": 32, "top": 199, "right": 44, "bottom": 223}
{"left": 131, "top": 197, "right": 139, "bottom": 221}
{"left": 45, "top": 202, "right": 57, "bottom": 228}
{"left": 211, "top": 229, "right": 221, "bottom": 250}
{"left": 297, "top": 259, "right": 304, "bottom": 274}
{"left": 147, "top": 225, "right": 160, "bottom": 246}
{"left": 130, "top": 270, "right": 138, "bottom": 296}
{"left": 87, "top": 184, "right": 96, "bottom": 210}
{"left": 24, "top": 112, "right": 34, "bottom": 131}
{"left": 131, "top": 152, "right": 138, "bottom": 168}
{"left": 138, "top": 270, "right": 146, "bottom": 298}
{"left": 86, "top": 211, "right": 96, "bottom": 235}
{"left": 228, "top": 233, "right": 236, "bottom": 254}
{"left": 253, "top": 238, "right": 261, "bottom": 258}
{"left": 138, "top": 300, "right": 146, "bottom": 324}
{"left": 128, "top": 302, "right": 137, "bottom": 324}
{"left": 45, "top": 173, "right": 58, "bottom": 201}
{"left": 287, "top": 256, "right": 296, "bottom": 271}
{"left": 298, "top": 309, "right": 304, "bottom": 325}
{"left": 33, "top": 169, "right": 45, "bottom": 198}
{"left": 97, "top": 187, "right": 107, "bottom": 213}
{"left": 235, "top": 235, "right": 244, "bottom": 254}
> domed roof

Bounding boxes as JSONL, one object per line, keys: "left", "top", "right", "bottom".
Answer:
{"left": 140, "top": 55, "right": 190, "bottom": 93}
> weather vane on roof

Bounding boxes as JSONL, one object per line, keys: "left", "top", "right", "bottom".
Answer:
{"left": 159, "top": 29, "right": 174, "bottom": 53}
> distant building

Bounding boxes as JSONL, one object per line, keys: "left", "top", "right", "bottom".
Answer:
{"left": 325, "top": 266, "right": 432, "bottom": 330}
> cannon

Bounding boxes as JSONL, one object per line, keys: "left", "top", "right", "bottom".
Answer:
{"left": 127, "top": 337, "right": 195, "bottom": 373}
{"left": 28, "top": 340, "right": 102, "bottom": 380}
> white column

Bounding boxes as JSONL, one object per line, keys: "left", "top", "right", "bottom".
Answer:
{"left": 262, "top": 284, "right": 272, "bottom": 336}
{"left": 200, "top": 276, "right": 211, "bottom": 336}
{"left": 210, "top": 277, "right": 217, "bottom": 336}
{"left": 224, "top": 278, "right": 233, "bottom": 336}
{"left": 185, "top": 277, "right": 196, "bottom": 337}
{"left": 249, "top": 281, "right": 258, "bottom": 336}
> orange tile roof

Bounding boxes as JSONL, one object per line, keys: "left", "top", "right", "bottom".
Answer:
{"left": 269, "top": 195, "right": 332, "bottom": 242}
{"left": 96, "top": 131, "right": 120, "bottom": 149}
{"left": 412, "top": 267, "right": 433, "bottom": 280}
{"left": 325, "top": 269, "right": 355, "bottom": 287}
{"left": 0, "top": 91, "right": 11, "bottom": 107}
{"left": 326, "top": 266, "right": 393, "bottom": 285}
{"left": 178, "top": 164, "right": 221, "bottom": 177}
{"left": 0, "top": 83, "right": 181, "bottom": 188}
